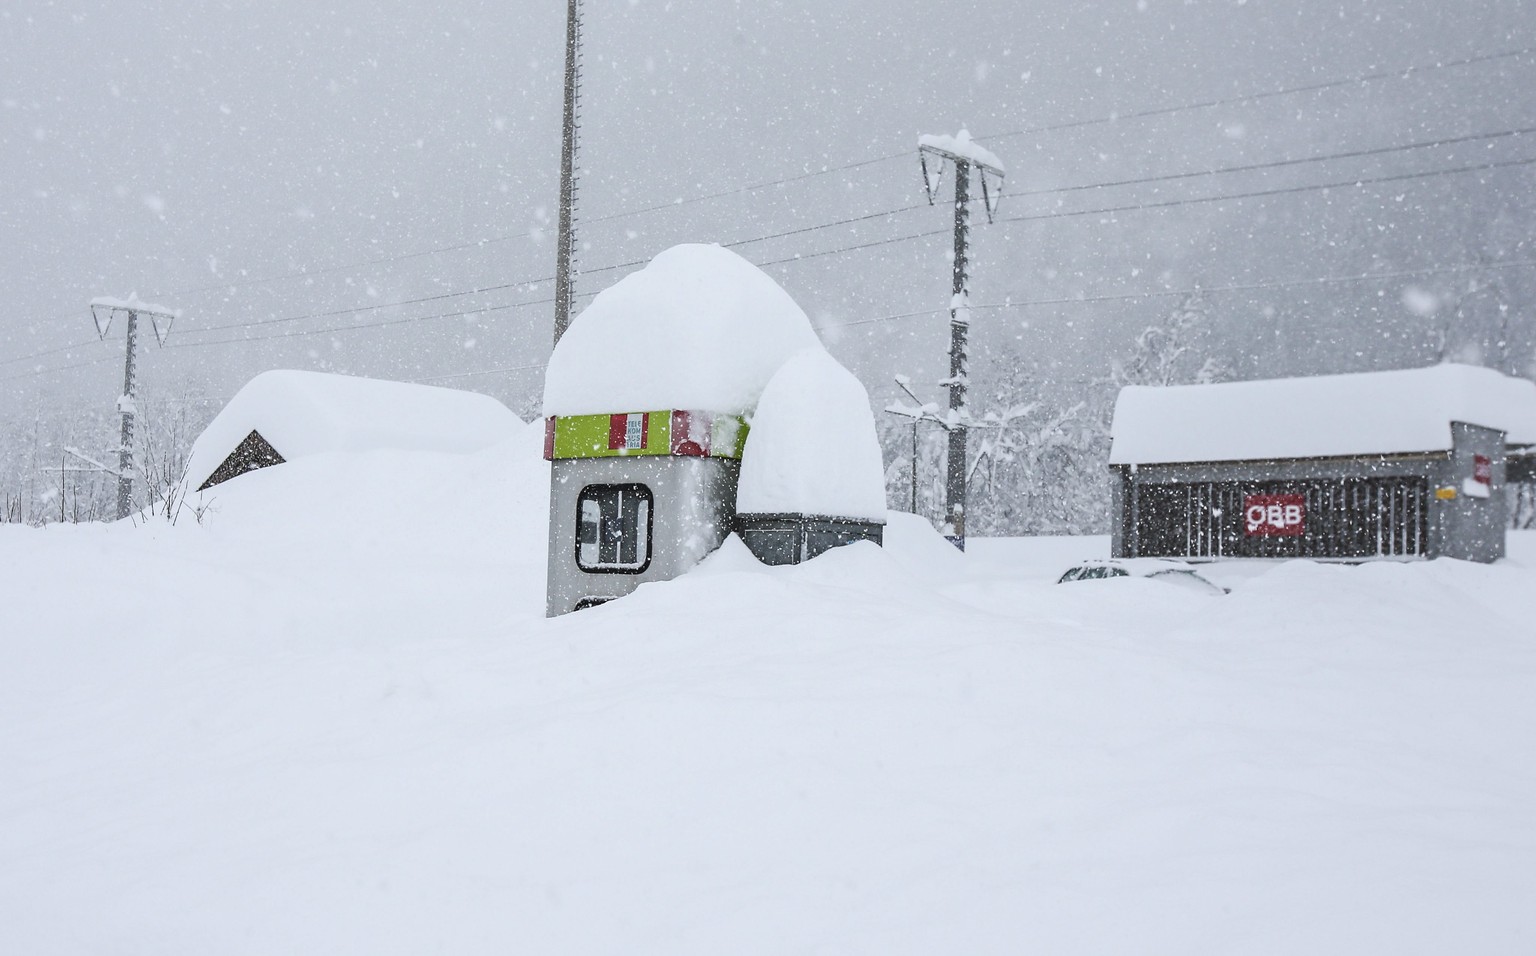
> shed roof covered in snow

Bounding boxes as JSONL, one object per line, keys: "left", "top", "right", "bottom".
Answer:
{"left": 185, "top": 370, "right": 522, "bottom": 489}
{"left": 542, "top": 244, "right": 822, "bottom": 417}
{"left": 1109, "top": 364, "right": 1536, "bottom": 466}
{"left": 736, "top": 348, "right": 887, "bottom": 522}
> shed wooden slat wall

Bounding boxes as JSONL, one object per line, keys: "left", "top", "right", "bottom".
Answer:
{"left": 1135, "top": 477, "right": 1427, "bottom": 559}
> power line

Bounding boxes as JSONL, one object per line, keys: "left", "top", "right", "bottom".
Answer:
{"left": 155, "top": 232, "right": 541, "bottom": 300}
{"left": 585, "top": 43, "right": 1536, "bottom": 229}
{"left": 165, "top": 297, "right": 557, "bottom": 350}
{"left": 0, "top": 354, "right": 120, "bottom": 386}
{"left": 71, "top": 124, "right": 1536, "bottom": 348}
{"left": 592, "top": 44, "right": 1536, "bottom": 230}
{"left": 0, "top": 337, "right": 109, "bottom": 369}
{"left": 822, "top": 255, "right": 1536, "bottom": 330}
{"left": 13, "top": 250, "right": 1536, "bottom": 388}
{"left": 171, "top": 203, "right": 929, "bottom": 339}
{"left": 580, "top": 155, "right": 907, "bottom": 227}
{"left": 174, "top": 280, "right": 553, "bottom": 337}
{"left": 12, "top": 148, "right": 1535, "bottom": 379}
{"left": 988, "top": 45, "right": 1536, "bottom": 142}
{"left": 999, "top": 153, "right": 1536, "bottom": 227}
{"left": 137, "top": 45, "right": 1535, "bottom": 304}
{"left": 1008, "top": 123, "right": 1536, "bottom": 199}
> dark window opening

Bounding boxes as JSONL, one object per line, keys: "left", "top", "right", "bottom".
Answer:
{"left": 576, "top": 483, "right": 654, "bottom": 573}
{"left": 198, "top": 430, "right": 286, "bottom": 491}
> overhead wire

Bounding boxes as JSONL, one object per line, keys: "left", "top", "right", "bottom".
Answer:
{"left": 1006, "top": 123, "right": 1536, "bottom": 200}
{"left": 17, "top": 246, "right": 1534, "bottom": 386}
{"left": 10, "top": 150, "right": 1534, "bottom": 380}
{"left": 986, "top": 45, "right": 1536, "bottom": 143}
{"left": 822, "top": 255, "right": 1536, "bottom": 331}
{"left": 232, "top": 126, "right": 1536, "bottom": 337}
{"left": 10, "top": 48, "right": 1534, "bottom": 384}
{"left": 30, "top": 122, "right": 1535, "bottom": 356}
{"left": 140, "top": 44, "right": 1536, "bottom": 303}
{"left": 998, "top": 153, "right": 1536, "bottom": 228}
{"left": 0, "top": 337, "right": 111, "bottom": 369}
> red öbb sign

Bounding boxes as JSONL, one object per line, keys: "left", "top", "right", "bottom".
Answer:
{"left": 1473, "top": 454, "right": 1492, "bottom": 486}
{"left": 1245, "top": 493, "right": 1306, "bottom": 536}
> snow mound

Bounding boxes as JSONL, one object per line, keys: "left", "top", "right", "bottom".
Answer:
{"left": 881, "top": 510, "right": 965, "bottom": 576}
{"left": 184, "top": 370, "right": 522, "bottom": 489}
{"left": 543, "top": 244, "right": 822, "bottom": 416}
{"left": 1110, "top": 363, "right": 1536, "bottom": 465}
{"left": 736, "top": 348, "right": 887, "bottom": 521}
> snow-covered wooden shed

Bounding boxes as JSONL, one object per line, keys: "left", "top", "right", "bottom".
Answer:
{"left": 541, "top": 243, "right": 884, "bottom": 615}
{"left": 185, "top": 370, "right": 521, "bottom": 491}
{"left": 1107, "top": 364, "right": 1536, "bottom": 563}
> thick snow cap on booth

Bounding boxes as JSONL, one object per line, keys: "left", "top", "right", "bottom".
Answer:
{"left": 184, "top": 370, "right": 522, "bottom": 488}
{"left": 736, "top": 348, "right": 888, "bottom": 522}
{"left": 542, "top": 244, "right": 822, "bottom": 417}
{"left": 1109, "top": 363, "right": 1536, "bottom": 466}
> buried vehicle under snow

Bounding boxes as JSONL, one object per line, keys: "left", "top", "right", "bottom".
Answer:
{"left": 1057, "top": 558, "right": 1229, "bottom": 594}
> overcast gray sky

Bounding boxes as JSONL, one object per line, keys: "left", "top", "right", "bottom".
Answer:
{"left": 3, "top": 0, "right": 1534, "bottom": 421}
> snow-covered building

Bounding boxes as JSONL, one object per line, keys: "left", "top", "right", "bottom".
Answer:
{"left": 542, "top": 244, "right": 885, "bottom": 615}
{"left": 1107, "top": 364, "right": 1536, "bottom": 563}
{"left": 185, "top": 370, "right": 521, "bottom": 491}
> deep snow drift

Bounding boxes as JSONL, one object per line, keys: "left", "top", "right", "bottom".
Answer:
{"left": 3, "top": 425, "right": 1535, "bottom": 954}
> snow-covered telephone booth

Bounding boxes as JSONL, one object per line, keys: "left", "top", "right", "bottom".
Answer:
{"left": 542, "top": 244, "right": 824, "bottom": 616}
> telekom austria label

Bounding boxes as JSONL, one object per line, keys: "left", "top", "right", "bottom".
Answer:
{"left": 1244, "top": 493, "right": 1306, "bottom": 536}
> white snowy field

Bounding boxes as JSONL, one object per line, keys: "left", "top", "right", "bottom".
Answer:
{"left": 3, "top": 427, "right": 1536, "bottom": 954}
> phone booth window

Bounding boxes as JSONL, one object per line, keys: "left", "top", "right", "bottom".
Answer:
{"left": 577, "top": 484, "right": 653, "bottom": 573}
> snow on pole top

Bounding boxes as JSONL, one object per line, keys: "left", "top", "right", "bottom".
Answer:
{"left": 1109, "top": 363, "right": 1536, "bottom": 466}
{"left": 736, "top": 348, "right": 888, "bottom": 522}
{"left": 88, "top": 292, "right": 181, "bottom": 317}
{"left": 543, "top": 244, "right": 822, "bottom": 417}
{"left": 184, "top": 370, "right": 523, "bottom": 488}
{"left": 917, "top": 129, "right": 1006, "bottom": 173}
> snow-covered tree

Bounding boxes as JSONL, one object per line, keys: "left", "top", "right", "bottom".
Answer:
{"left": 879, "top": 351, "right": 1113, "bottom": 536}
{"left": 1112, "top": 289, "right": 1226, "bottom": 388}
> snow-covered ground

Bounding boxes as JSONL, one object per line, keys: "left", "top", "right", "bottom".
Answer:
{"left": 3, "top": 424, "right": 1535, "bottom": 954}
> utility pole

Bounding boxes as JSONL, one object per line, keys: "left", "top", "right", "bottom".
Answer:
{"left": 552, "top": 0, "right": 584, "bottom": 345}
{"left": 919, "top": 130, "right": 1004, "bottom": 550}
{"left": 89, "top": 296, "right": 178, "bottom": 520}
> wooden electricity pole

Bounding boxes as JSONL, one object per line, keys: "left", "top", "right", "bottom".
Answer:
{"left": 552, "top": 0, "right": 583, "bottom": 345}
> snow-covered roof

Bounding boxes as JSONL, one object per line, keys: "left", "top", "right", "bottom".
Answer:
{"left": 542, "top": 244, "right": 823, "bottom": 417}
{"left": 918, "top": 129, "right": 1005, "bottom": 173}
{"left": 185, "top": 370, "right": 522, "bottom": 488}
{"left": 736, "top": 348, "right": 887, "bottom": 522}
{"left": 1110, "top": 364, "right": 1536, "bottom": 466}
